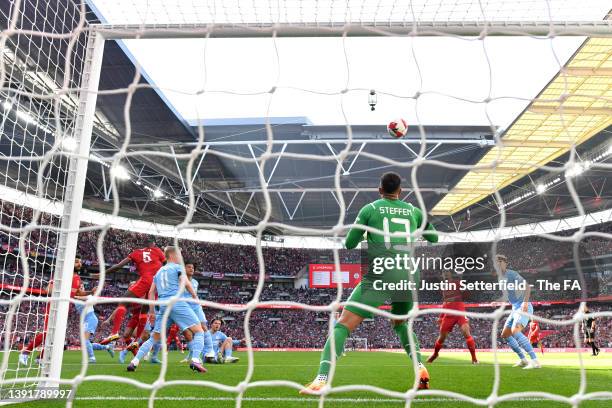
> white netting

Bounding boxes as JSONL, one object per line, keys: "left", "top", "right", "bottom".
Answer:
{"left": 346, "top": 337, "right": 368, "bottom": 351}
{"left": 0, "top": 0, "right": 90, "bottom": 395}
{"left": 0, "top": 0, "right": 611, "bottom": 406}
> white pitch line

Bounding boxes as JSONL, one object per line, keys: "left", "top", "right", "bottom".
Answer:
{"left": 74, "top": 396, "right": 612, "bottom": 403}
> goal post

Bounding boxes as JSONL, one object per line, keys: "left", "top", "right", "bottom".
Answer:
{"left": 0, "top": 0, "right": 610, "bottom": 406}
{"left": 346, "top": 337, "right": 368, "bottom": 351}
{"left": 39, "top": 31, "right": 106, "bottom": 389}
{"left": 95, "top": 21, "right": 612, "bottom": 39}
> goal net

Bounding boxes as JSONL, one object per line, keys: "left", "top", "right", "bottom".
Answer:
{"left": 0, "top": 0, "right": 94, "bottom": 399}
{"left": 0, "top": 0, "right": 611, "bottom": 406}
{"left": 346, "top": 337, "right": 368, "bottom": 352}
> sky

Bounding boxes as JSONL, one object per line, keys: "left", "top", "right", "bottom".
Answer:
{"left": 89, "top": 0, "right": 610, "bottom": 128}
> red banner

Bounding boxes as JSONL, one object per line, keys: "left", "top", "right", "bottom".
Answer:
{"left": 0, "top": 284, "right": 46, "bottom": 295}
{"left": 309, "top": 264, "right": 362, "bottom": 288}
{"left": 232, "top": 347, "right": 612, "bottom": 353}
{"left": 212, "top": 295, "right": 612, "bottom": 310}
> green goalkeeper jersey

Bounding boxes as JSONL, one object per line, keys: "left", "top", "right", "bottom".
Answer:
{"left": 345, "top": 198, "right": 437, "bottom": 296}
{"left": 345, "top": 198, "right": 438, "bottom": 250}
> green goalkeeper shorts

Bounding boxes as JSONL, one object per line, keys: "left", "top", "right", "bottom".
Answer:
{"left": 344, "top": 282, "right": 414, "bottom": 319}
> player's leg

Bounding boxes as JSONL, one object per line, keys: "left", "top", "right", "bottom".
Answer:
{"left": 118, "top": 324, "right": 136, "bottom": 364}
{"left": 390, "top": 300, "right": 420, "bottom": 363}
{"left": 133, "top": 305, "right": 149, "bottom": 341}
{"left": 172, "top": 302, "right": 207, "bottom": 372}
{"left": 171, "top": 329, "right": 185, "bottom": 352}
{"left": 459, "top": 319, "right": 478, "bottom": 364}
{"left": 183, "top": 326, "right": 203, "bottom": 360}
{"left": 172, "top": 322, "right": 186, "bottom": 351}
{"left": 123, "top": 304, "right": 144, "bottom": 354}
{"left": 314, "top": 307, "right": 363, "bottom": 380}
{"left": 20, "top": 304, "right": 50, "bottom": 364}
{"left": 511, "top": 317, "right": 540, "bottom": 369}
{"left": 502, "top": 315, "right": 527, "bottom": 367}
{"left": 143, "top": 313, "right": 162, "bottom": 363}
{"left": 512, "top": 323, "right": 539, "bottom": 368}
{"left": 21, "top": 332, "right": 45, "bottom": 353}
{"left": 584, "top": 334, "right": 592, "bottom": 355}
{"left": 185, "top": 327, "right": 206, "bottom": 372}
{"left": 19, "top": 333, "right": 44, "bottom": 365}
{"left": 150, "top": 340, "right": 162, "bottom": 363}
{"left": 138, "top": 317, "right": 156, "bottom": 363}
{"left": 90, "top": 325, "right": 115, "bottom": 359}
{"left": 127, "top": 308, "right": 166, "bottom": 371}
{"left": 509, "top": 304, "right": 539, "bottom": 368}
{"left": 101, "top": 288, "right": 142, "bottom": 344}
{"left": 530, "top": 339, "right": 544, "bottom": 356}
{"left": 91, "top": 342, "right": 115, "bottom": 358}
{"left": 84, "top": 313, "right": 114, "bottom": 362}
{"left": 300, "top": 309, "right": 363, "bottom": 394}
{"left": 125, "top": 308, "right": 149, "bottom": 358}
{"left": 427, "top": 317, "right": 451, "bottom": 363}
{"left": 83, "top": 330, "right": 96, "bottom": 363}
{"left": 127, "top": 331, "right": 161, "bottom": 372}
{"left": 390, "top": 301, "right": 429, "bottom": 390}
{"left": 180, "top": 327, "right": 194, "bottom": 362}
{"left": 589, "top": 333, "right": 599, "bottom": 355}
{"left": 202, "top": 323, "right": 214, "bottom": 359}
{"left": 320, "top": 310, "right": 361, "bottom": 374}
{"left": 166, "top": 326, "right": 174, "bottom": 348}
{"left": 301, "top": 283, "right": 382, "bottom": 394}
{"left": 222, "top": 337, "right": 239, "bottom": 363}
{"left": 206, "top": 341, "right": 221, "bottom": 364}
{"left": 194, "top": 306, "right": 214, "bottom": 360}
{"left": 213, "top": 336, "right": 227, "bottom": 364}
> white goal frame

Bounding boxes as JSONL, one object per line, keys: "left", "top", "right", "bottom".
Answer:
{"left": 33, "top": 17, "right": 611, "bottom": 397}
{"left": 39, "top": 32, "right": 106, "bottom": 388}
{"left": 346, "top": 337, "right": 368, "bottom": 351}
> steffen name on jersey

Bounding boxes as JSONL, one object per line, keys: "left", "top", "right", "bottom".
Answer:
{"left": 378, "top": 206, "right": 413, "bottom": 216}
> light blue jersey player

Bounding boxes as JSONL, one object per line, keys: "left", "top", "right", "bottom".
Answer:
{"left": 495, "top": 254, "right": 540, "bottom": 369}
{"left": 127, "top": 246, "right": 207, "bottom": 373}
{"left": 207, "top": 319, "right": 241, "bottom": 364}
{"left": 74, "top": 286, "right": 115, "bottom": 363}
{"left": 179, "top": 261, "right": 214, "bottom": 363}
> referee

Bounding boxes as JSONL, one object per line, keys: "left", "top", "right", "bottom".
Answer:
{"left": 582, "top": 305, "right": 600, "bottom": 356}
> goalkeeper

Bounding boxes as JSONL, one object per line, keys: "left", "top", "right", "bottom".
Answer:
{"left": 301, "top": 172, "right": 438, "bottom": 394}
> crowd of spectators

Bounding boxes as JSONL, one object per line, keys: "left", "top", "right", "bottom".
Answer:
{"left": 2, "top": 292, "right": 609, "bottom": 352}
{"left": 205, "top": 304, "right": 612, "bottom": 350}
{"left": 0, "top": 201, "right": 610, "bottom": 353}
{"left": 1, "top": 201, "right": 611, "bottom": 282}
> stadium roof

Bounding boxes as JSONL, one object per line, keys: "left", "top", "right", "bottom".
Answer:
{"left": 433, "top": 37, "right": 612, "bottom": 216}
{"left": 0, "top": 0, "right": 610, "bottom": 236}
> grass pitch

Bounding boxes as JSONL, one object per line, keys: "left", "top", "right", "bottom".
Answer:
{"left": 3, "top": 350, "right": 611, "bottom": 407}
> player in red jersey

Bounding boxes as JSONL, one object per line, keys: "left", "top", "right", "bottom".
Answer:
{"left": 427, "top": 270, "right": 478, "bottom": 364}
{"left": 101, "top": 281, "right": 145, "bottom": 360}
{"left": 19, "top": 255, "right": 86, "bottom": 365}
{"left": 528, "top": 320, "right": 545, "bottom": 355}
{"left": 97, "top": 237, "right": 165, "bottom": 345}
{"left": 167, "top": 323, "right": 185, "bottom": 353}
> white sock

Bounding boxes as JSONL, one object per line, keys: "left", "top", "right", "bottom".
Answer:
{"left": 131, "top": 358, "right": 140, "bottom": 366}
{"left": 316, "top": 374, "right": 328, "bottom": 382}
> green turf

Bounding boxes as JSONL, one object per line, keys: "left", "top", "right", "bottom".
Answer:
{"left": 2, "top": 351, "right": 610, "bottom": 407}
